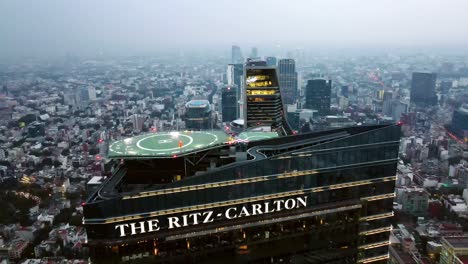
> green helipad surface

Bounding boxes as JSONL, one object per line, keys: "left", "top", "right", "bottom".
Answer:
{"left": 108, "top": 131, "right": 231, "bottom": 158}
{"left": 237, "top": 132, "right": 279, "bottom": 141}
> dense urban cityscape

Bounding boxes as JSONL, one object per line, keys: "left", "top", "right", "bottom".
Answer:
{"left": 2, "top": 1, "right": 468, "bottom": 264}
{"left": 0, "top": 46, "right": 466, "bottom": 263}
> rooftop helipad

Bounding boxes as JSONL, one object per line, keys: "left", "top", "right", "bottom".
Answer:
{"left": 108, "top": 130, "right": 231, "bottom": 158}
{"left": 107, "top": 130, "right": 280, "bottom": 159}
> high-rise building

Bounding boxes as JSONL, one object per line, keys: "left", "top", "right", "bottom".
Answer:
{"left": 250, "top": 47, "right": 258, "bottom": 58}
{"left": 221, "top": 85, "right": 237, "bottom": 122}
{"left": 227, "top": 64, "right": 244, "bottom": 118}
{"left": 227, "top": 64, "right": 244, "bottom": 88}
{"left": 243, "top": 60, "right": 291, "bottom": 135}
{"left": 131, "top": 114, "right": 145, "bottom": 133}
{"left": 382, "top": 91, "right": 394, "bottom": 116}
{"left": 80, "top": 86, "right": 90, "bottom": 102}
{"left": 88, "top": 86, "right": 97, "bottom": 101}
{"left": 341, "top": 85, "right": 349, "bottom": 98}
{"left": 440, "top": 80, "right": 452, "bottom": 94}
{"left": 278, "top": 59, "right": 298, "bottom": 104}
{"left": 439, "top": 236, "right": 468, "bottom": 264}
{"left": 231, "top": 45, "right": 243, "bottom": 64}
{"left": 449, "top": 106, "right": 468, "bottom": 142}
{"left": 410, "top": 72, "right": 437, "bottom": 106}
{"left": 63, "top": 92, "right": 76, "bottom": 107}
{"left": 84, "top": 122, "right": 401, "bottom": 263}
{"left": 185, "top": 99, "right": 212, "bottom": 130}
{"left": 305, "top": 79, "right": 332, "bottom": 116}
{"left": 265, "top": 56, "right": 277, "bottom": 67}
{"left": 391, "top": 101, "right": 409, "bottom": 122}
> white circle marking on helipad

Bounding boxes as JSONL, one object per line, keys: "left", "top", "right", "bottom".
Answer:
{"left": 136, "top": 134, "right": 194, "bottom": 152}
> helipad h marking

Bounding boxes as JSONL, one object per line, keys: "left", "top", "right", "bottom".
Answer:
{"left": 136, "top": 134, "right": 194, "bottom": 152}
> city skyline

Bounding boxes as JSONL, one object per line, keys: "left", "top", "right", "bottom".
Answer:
{"left": 1, "top": 1, "right": 468, "bottom": 263}
{"left": 2, "top": 0, "right": 468, "bottom": 59}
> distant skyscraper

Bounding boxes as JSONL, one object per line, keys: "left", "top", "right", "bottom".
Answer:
{"left": 278, "top": 59, "right": 298, "bottom": 105}
{"left": 227, "top": 63, "right": 244, "bottom": 118}
{"left": 382, "top": 91, "right": 394, "bottom": 116}
{"left": 391, "top": 100, "right": 408, "bottom": 121}
{"left": 185, "top": 100, "right": 212, "bottom": 130}
{"left": 440, "top": 80, "right": 452, "bottom": 94}
{"left": 231, "top": 45, "right": 243, "bottom": 64}
{"left": 80, "top": 86, "right": 90, "bottom": 102}
{"left": 227, "top": 64, "right": 243, "bottom": 90}
{"left": 410, "top": 72, "right": 437, "bottom": 106}
{"left": 265, "top": 56, "right": 277, "bottom": 67}
{"left": 449, "top": 106, "right": 468, "bottom": 141}
{"left": 305, "top": 79, "right": 332, "bottom": 116}
{"left": 88, "top": 86, "right": 97, "bottom": 101}
{"left": 341, "top": 85, "right": 349, "bottom": 98}
{"left": 63, "top": 92, "right": 76, "bottom": 106}
{"left": 221, "top": 85, "right": 237, "bottom": 122}
{"left": 250, "top": 47, "right": 258, "bottom": 58}
{"left": 131, "top": 114, "right": 145, "bottom": 132}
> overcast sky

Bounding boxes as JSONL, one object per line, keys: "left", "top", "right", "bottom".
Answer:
{"left": 1, "top": 0, "right": 468, "bottom": 58}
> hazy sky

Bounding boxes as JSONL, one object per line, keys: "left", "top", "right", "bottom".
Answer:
{"left": 1, "top": 0, "right": 468, "bottom": 58}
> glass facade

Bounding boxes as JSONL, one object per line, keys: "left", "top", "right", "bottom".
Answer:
{"left": 278, "top": 59, "right": 298, "bottom": 105}
{"left": 243, "top": 66, "right": 291, "bottom": 134}
{"left": 305, "top": 79, "right": 332, "bottom": 116}
{"left": 84, "top": 124, "right": 401, "bottom": 263}
{"left": 410, "top": 72, "right": 437, "bottom": 106}
{"left": 222, "top": 85, "right": 238, "bottom": 122}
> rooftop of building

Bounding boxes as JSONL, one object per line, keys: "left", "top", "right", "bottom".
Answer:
{"left": 443, "top": 236, "right": 468, "bottom": 249}
{"left": 108, "top": 130, "right": 279, "bottom": 158}
{"left": 185, "top": 99, "right": 210, "bottom": 109}
{"left": 457, "top": 106, "right": 468, "bottom": 114}
{"left": 389, "top": 245, "right": 418, "bottom": 264}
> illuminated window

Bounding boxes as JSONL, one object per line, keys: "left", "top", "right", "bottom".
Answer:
{"left": 246, "top": 75, "right": 270, "bottom": 83}
{"left": 247, "top": 81, "right": 273, "bottom": 88}
{"left": 248, "top": 97, "right": 266, "bottom": 102}
{"left": 247, "top": 90, "right": 276, "bottom": 95}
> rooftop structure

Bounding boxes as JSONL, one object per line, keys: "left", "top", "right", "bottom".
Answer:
{"left": 84, "top": 124, "right": 401, "bottom": 263}
{"left": 243, "top": 62, "right": 292, "bottom": 135}
{"left": 108, "top": 130, "right": 278, "bottom": 158}
{"left": 440, "top": 236, "right": 468, "bottom": 264}
{"left": 184, "top": 99, "right": 212, "bottom": 130}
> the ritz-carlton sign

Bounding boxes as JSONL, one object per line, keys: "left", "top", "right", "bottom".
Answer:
{"left": 115, "top": 196, "right": 308, "bottom": 237}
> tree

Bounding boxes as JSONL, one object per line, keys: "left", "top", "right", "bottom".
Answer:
{"left": 18, "top": 114, "right": 37, "bottom": 126}
{"left": 53, "top": 160, "right": 62, "bottom": 167}
{"left": 42, "top": 149, "right": 52, "bottom": 156}
{"left": 42, "top": 158, "right": 53, "bottom": 166}
{"left": 53, "top": 208, "right": 73, "bottom": 225}
{"left": 61, "top": 149, "right": 70, "bottom": 156}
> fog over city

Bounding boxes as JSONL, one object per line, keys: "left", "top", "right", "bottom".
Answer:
{"left": 1, "top": 0, "right": 468, "bottom": 59}
{"left": 2, "top": 1, "right": 468, "bottom": 263}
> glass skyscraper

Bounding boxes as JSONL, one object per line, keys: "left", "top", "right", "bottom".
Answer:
{"left": 305, "top": 79, "right": 332, "bottom": 116}
{"left": 410, "top": 72, "right": 437, "bottom": 106}
{"left": 232, "top": 45, "right": 244, "bottom": 64}
{"left": 222, "top": 85, "right": 238, "bottom": 122}
{"left": 278, "top": 59, "right": 298, "bottom": 105}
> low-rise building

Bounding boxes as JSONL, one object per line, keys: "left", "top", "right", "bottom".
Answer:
{"left": 440, "top": 236, "right": 468, "bottom": 264}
